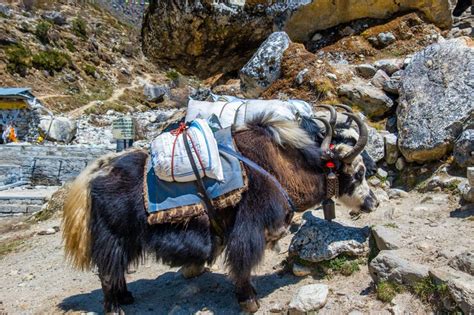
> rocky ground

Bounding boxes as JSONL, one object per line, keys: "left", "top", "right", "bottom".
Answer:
{"left": 0, "top": 188, "right": 472, "bottom": 314}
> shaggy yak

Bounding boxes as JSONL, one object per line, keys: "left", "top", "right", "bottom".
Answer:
{"left": 63, "top": 112, "right": 379, "bottom": 314}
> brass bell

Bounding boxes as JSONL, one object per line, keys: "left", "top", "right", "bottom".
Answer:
{"left": 322, "top": 199, "right": 336, "bottom": 221}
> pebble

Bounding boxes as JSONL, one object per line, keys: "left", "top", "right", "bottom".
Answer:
{"left": 292, "top": 263, "right": 312, "bottom": 277}
{"left": 38, "top": 228, "right": 56, "bottom": 235}
{"left": 377, "top": 168, "right": 388, "bottom": 179}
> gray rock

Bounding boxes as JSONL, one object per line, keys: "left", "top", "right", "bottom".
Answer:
{"left": 468, "top": 167, "right": 474, "bottom": 186}
{"left": 295, "top": 68, "right": 309, "bottom": 85}
{"left": 384, "top": 133, "right": 399, "bottom": 165}
{"left": 292, "top": 263, "right": 312, "bottom": 277}
{"left": 395, "top": 157, "right": 406, "bottom": 171}
{"left": 144, "top": 84, "right": 170, "bottom": 102}
{"left": 371, "top": 69, "right": 390, "bottom": 88}
{"left": 377, "top": 32, "right": 396, "bottom": 46}
{"left": 377, "top": 168, "right": 388, "bottom": 179}
{"left": 387, "top": 188, "right": 409, "bottom": 199}
{"left": 369, "top": 250, "right": 429, "bottom": 286}
{"left": 356, "top": 64, "right": 377, "bottom": 79}
{"left": 39, "top": 116, "right": 77, "bottom": 143}
{"left": 454, "top": 129, "right": 474, "bottom": 168}
{"left": 41, "top": 11, "right": 67, "bottom": 25}
{"left": 369, "top": 177, "right": 381, "bottom": 187}
{"left": 338, "top": 81, "right": 394, "bottom": 118}
{"left": 372, "top": 225, "right": 402, "bottom": 250}
{"left": 240, "top": 32, "right": 291, "bottom": 98}
{"left": 397, "top": 38, "right": 474, "bottom": 162}
{"left": 430, "top": 266, "right": 474, "bottom": 314}
{"left": 382, "top": 77, "right": 400, "bottom": 95}
{"left": 449, "top": 251, "right": 474, "bottom": 276}
{"left": 374, "top": 59, "right": 404, "bottom": 75}
{"left": 288, "top": 284, "right": 329, "bottom": 314}
{"left": 289, "top": 213, "right": 370, "bottom": 262}
{"left": 364, "top": 126, "right": 385, "bottom": 163}
{"left": 0, "top": 4, "right": 12, "bottom": 17}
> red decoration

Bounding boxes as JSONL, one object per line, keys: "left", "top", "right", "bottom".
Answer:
{"left": 326, "top": 161, "right": 335, "bottom": 169}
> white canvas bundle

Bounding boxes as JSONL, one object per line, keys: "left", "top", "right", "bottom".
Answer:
{"left": 151, "top": 119, "right": 224, "bottom": 183}
{"left": 185, "top": 98, "right": 313, "bottom": 128}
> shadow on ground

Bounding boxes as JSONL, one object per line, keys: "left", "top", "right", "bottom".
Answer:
{"left": 58, "top": 269, "right": 302, "bottom": 314}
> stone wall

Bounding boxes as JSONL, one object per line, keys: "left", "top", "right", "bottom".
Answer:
{"left": 0, "top": 144, "right": 113, "bottom": 185}
{"left": 0, "top": 108, "right": 40, "bottom": 142}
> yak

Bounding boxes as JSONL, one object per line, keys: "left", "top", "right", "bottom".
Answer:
{"left": 62, "top": 111, "right": 378, "bottom": 314}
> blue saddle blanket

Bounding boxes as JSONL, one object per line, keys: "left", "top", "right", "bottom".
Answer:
{"left": 145, "top": 127, "right": 246, "bottom": 218}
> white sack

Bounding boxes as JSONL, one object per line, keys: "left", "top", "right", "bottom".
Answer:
{"left": 151, "top": 119, "right": 224, "bottom": 182}
{"left": 185, "top": 98, "right": 313, "bottom": 128}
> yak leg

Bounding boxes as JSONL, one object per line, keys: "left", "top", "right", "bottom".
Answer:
{"left": 99, "top": 271, "right": 126, "bottom": 315}
{"left": 235, "top": 274, "right": 260, "bottom": 313}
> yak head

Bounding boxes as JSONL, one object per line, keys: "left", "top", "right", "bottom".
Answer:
{"left": 311, "top": 105, "right": 379, "bottom": 213}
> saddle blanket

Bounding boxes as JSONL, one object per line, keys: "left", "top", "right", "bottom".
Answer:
{"left": 145, "top": 127, "right": 247, "bottom": 225}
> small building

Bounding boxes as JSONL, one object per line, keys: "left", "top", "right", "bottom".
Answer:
{"left": 0, "top": 88, "right": 41, "bottom": 143}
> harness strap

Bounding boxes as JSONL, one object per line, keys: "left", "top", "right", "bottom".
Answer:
{"left": 182, "top": 128, "right": 225, "bottom": 238}
{"left": 218, "top": 144, "right": 297, "bottom": 213}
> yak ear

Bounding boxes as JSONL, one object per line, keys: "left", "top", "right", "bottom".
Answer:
{"left": 300, "top": 145, "right": 324, "bottom": 170}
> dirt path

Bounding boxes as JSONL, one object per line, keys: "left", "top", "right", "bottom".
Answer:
{"left": 67, "top": 73, "right": 152, "bottom": 119}
{"left": 0, "top": 191, "right": 472, "bottom": 314}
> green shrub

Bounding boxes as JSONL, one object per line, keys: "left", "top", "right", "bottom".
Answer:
{"left": 6, "top": 44, "right": 32, "bottom": 76}
{"left": 376, "top": 281, "right": 404, "bottom": 303}
{"left": 72, "top": 17, "right": 87, "bottom": 38}
{"left": 412, "top": 277, "right": 449, "bottom": 303}
{"left": 32, "top": 50, "right": 71, "bottom": 73}
{"left": 35, "top": 20, "right": 51, "bottom": 43}
{"left": 83, "top": 64, "right": 96, "bottom": 77}
{"left": 64, "top": 38, "right": 76, "bottom": 52}
{"left": 166, "top": 69, "right": 180, "bottom": 81}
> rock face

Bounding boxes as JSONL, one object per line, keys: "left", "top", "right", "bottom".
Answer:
{"left": 397, "top": 37, "right": 474, "bottom": 162}
{"left": 369, "top": 250, "right": 429, "bottom": 286}
{"left": 39, "top": 116, "right": 77, "bottom": 143}
{"left": 288, "top": 284, "right": 329, "bottom": 314}
{"left": 289, "top": 213, "right": 370, "bottom": 262}
{"left": 338, "top": 81, "right": 394, "bottom": 118}
{"left": 283, "top": 0, "right": 453, "bottom": 42}
{"left": 454, "top": 129, "right": 474, "bottom": 167}
{"left": 142, "top": 0, "right": 275, "bottom": 78}
{"left": 240, "top": 32, "right": 290, "bottom": 98}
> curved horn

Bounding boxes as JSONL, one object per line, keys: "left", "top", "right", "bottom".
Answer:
{"left": 314, "top": 105, "right": 336, "bottom": 131}
{"left": 312, "top": 116, "right": 332, "bottom": 155}
{"left": 341, "top": 112, "right": 368, "bottom": 163}
{"left": 333, "top": 104, "right": 353, "bottom": 126}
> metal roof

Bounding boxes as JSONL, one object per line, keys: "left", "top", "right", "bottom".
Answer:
{"left": 0, "top": 88, "right": 33, "bottom": 98}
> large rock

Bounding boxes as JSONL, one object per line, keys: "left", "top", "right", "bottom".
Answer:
{"left": 338, "top": 81, "right": 394, "bottom": 118}
{"left": 372, "top": 225, "right": 402, "bottom": 250}
{"left": 365, "top": 127, "right": 385, "bottom": 163}
{"left": 430, "top": 266, "right": 474, "bottom": 314}
{"left": 41, "top": 11, "right": 67, "bottom": 25}
{"left": 289, "top": 213, "right": 370, "bottom": 262}
{"left": 384, "top": 133, "right": 399, "bottom": 165}
{"left": 449, "top": 251, "right": 474, "bottom": 276}
{"left": 369, "top": 250, "right": 429, "bottom": 286}
{"left": 283, "top": 0, "right": 453, "bottom": 42}
{"left": 144, "top": 84, "right": 170, "bottom": 102}
{"left": 39, "top": 116, "right": 77, "bottom": 143}
{"left": 240, "top": 32, "right": 290, "bottom": 98}
{"left": 454, "top": 129, "right": 474, "bottom": 168}
{"left": 397, "top": 37, "right": 474, "bottom": 162}
{"left": 288, "top": 284, "right": 329, "bottom": 314}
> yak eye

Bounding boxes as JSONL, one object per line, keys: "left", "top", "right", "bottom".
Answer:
{"left": 354, "top": 167, "right": 365, "bottom": 182}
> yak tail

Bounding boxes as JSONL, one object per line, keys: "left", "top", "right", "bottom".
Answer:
{"left": 62, "top": 155, "right": 111, "bottom": 270}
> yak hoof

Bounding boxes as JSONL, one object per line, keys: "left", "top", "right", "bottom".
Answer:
{"left": 118, "top": 291, "right": 135, "bottom": 305}
{"left": 180, "top": 264, "right": 209, "bottom": 279}
{"left": 105, "top": 306, "right": 125, "bottom": 315}
{"left": 239, "top": 298, "right": 260, "bottom": 313}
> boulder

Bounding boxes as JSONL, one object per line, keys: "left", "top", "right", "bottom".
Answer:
{"left": 39, "top": 116, "right": 77, "bottom": 143}
{"left": 338, "top": 81, "right": 394, "bottom": 118}
{"left": 372, "top": 225, "right": 402, "bottom": 250}
{"left": 365, "top": 127, "right": 385, "bottom": 163}
{"left": 371, "top": 69, "right": 390, "bottom": 88}
{"left": 430, "top": 266, "right": 474, "bottom": 314}
{"left": 369, "top": 250, "right": 429, "bottom": 286}
{"left": 377, "top": 32, "right": 396, "bottom": 47}
{"left": 374, "top": 59, "right": 404, "bottom": 75}
{"left": 397, "top": 37, "right": 474, "bottom": 162}
{"left": 454, "top": 129, "right": 474, "bottom": 168}
{"left": 41, "top": 11, "right": 67, "bottom": 25}
{"left": 288, "top": 284, "right": 329, "bottom": 314}
{"left": 355, "top": 64, "right": 377, "bottom": 79}
{"left": 144, "top": 84, "right": 170, "bottom": 102}
{"left": 240, "top": 32, "right": 291, "bottom": 98}
{"left": 384, "top": 133, "right": 399, "bottom": 165}
{"left": 289, "top": 213, "right": 370, "bottom": 262}
{"left": 283, "top": 0, "right": 453, "bottom": 42}
{"left": 449, "top": 251, "right": 474, "bottom": 276}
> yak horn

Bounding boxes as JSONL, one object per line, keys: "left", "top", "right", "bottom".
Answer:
{"left": 333, "top": 104, "right": 353, "bottom": 126}
{"left": 341, "top": 112, "right": 368, "bottom": 163}
{"left": 315, "top": 105, "right": 336, "bottom": 131}
{"left": 312, "top": 117, "right": 332, "bottom": 155}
